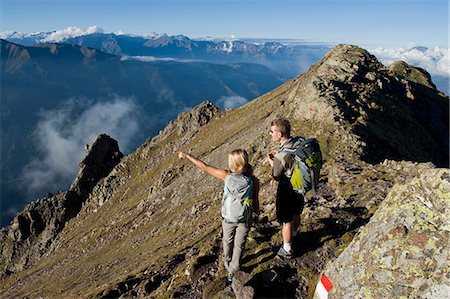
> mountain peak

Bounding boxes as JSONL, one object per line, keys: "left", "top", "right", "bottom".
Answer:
{"left": 388, "top": 60, "right": 436, "bottom": 89}
{"left": 158, "top": 100, "right": 225, "bottom": 139}
{"left": 278, "top": 44, "right": 448, "bottom": 166}
{"left": 314, "top": 44, "right": 384, "bottom": 81}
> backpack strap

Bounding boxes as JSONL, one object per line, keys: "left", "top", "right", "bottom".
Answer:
{"left": 277, "top": 137, "right": 305, "bottom": 180}
{"left": 278, "top": 136, "right": 304, "bottom": 154}
{"left": 279, "top": 148, "right": 296, "bottom": 154}
{"left": 310, "top": 168, "right": 317, "bottom": 198}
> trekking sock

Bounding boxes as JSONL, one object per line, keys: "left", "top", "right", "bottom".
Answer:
{"left": 283, "top": 243, "right": 292, "bottom": 253}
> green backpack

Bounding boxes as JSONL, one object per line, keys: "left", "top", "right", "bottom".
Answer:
{"left": 281, "top": 137, "right": 323, "bottom": 197}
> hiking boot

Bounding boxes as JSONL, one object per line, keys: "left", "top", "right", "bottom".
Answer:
{"left": 227, "top": 272, "right": 234, "bottom": 283}
{"left": 276, "top": 246, "right": 292, "bottom": 259}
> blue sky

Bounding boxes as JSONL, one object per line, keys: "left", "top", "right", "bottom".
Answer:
{"left": 0, "top": 0, "right": 448, "bottom": 47}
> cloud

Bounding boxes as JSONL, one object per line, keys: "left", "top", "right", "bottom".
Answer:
{"left": 21, "top": 96, "right": 140, "bottom": 196}
{"left": 216, "top": 95, "right": 249, "bottom": 109}
{"left": 218, "top": 41, "right": 234, "bottom": 53}
{"left": 142, "top": 32, "right": 164, "bottom": 39}
{"left": 39, "top": 26, "right": 103, "bottom": 42}
{"left": 120, "top": 55, "right": 196, "bottom": 63}
{"left": 369, "top": 46, "right": 449, "bottom": 77}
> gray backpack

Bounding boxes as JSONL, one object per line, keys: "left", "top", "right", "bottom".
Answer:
{"left": 221, "top": 173, "right": 253, "bottom": 225}
{"left": 280, "top": 137, "right": 323, "bottom": 197}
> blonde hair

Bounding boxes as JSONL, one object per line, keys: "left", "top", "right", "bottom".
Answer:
{"left": 228, "top": 149, "right": 250, "bottom": 174}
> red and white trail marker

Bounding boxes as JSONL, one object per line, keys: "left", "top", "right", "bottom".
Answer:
{"left": 314, "top": 274, "right": 333, "bottom": 299}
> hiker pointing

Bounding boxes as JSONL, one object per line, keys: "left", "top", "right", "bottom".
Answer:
{"left": 178, "top": 149, "right": 260, "bottom": 282}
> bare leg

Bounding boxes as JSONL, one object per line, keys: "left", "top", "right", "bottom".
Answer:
{"left": 282, "top": 222, "right": 292, "bottom": 244}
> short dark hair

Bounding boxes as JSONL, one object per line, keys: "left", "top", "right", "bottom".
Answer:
{"left": 271, "top": 118, "right": 291, "bottom": 138}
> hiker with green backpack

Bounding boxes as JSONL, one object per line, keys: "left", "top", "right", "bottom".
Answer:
{"left": 178, "top": 149, "right": 260, "bottom": 282}
{"left": 267, "top": 118, "right": 322, "bottom": 259}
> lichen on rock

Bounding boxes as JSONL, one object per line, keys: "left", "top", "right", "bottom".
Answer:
{"left": 324, "top": 168, "right": 450, "bottom": 298}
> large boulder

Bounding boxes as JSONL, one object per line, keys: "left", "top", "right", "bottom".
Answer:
{"left": 322, "top": 168, "right": 450, "bottom": 298}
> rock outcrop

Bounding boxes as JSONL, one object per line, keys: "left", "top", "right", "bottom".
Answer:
{"left": 323, "top": 168, "right": 450, "bottom": 298}
{"left": 389, "top": 60, "right": 437, "bottom": 89}
{"left": 0, "top": 134, "right": 122, "bottom": 276}
{"left": 158, "top": 100, "right": 225, "bottom": 138}
{"left": 70, "top": 134, "right": 123, "bottom": 198}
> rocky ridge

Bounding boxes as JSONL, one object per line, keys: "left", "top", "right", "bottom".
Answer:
{"left": 0, "top": 44, "right": 448, "bottom": 298}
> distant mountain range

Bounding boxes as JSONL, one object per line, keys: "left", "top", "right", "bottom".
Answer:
{"left": 4, "top": 30, "right": 448, "bottom": 95}
{"left": 0, "top": 38, "right": 287, "bottom": 226}
{"left": 2, "top": 31, "right": 332, "bottom": 77}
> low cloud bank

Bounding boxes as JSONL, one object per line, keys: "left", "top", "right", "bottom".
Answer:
{"left": 216, "top": 96, "right": 249, "bottom": 109}
{"left": 369, "top": 46, "right": 449, "bottom": 77}
{"left": 1, "top": 26, "right": 103, "bottom": 42}
{"left": 21, "top": 96, "right": 140, "bottom": 196}
{"left": 370, "top": 46, "right": 449, "bottom": 94}
{"left": 39, "top": 26, "right": 103, "bottom": 42}
{"left": 121, "top": 56, "right": 196, "bottom": 63}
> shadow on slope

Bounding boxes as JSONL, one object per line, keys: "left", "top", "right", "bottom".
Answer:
{"left": 354, "top": 83, "right": 449, "bottom": 168}
{"left": 243, "top": 205, "right": 370, "bottom": 298}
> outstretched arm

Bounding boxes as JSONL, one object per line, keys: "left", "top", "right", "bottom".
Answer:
{"left": 178, "top": 151, "right": 228, "bottom": 181}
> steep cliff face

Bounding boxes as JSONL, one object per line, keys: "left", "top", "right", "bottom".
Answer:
{"left": 0, "top": 44, "right": 448, "bottom": 298}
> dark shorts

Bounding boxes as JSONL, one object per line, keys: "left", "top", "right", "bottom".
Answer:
{"left": 276, "top": 183, "right": 304, "bottom": 223}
